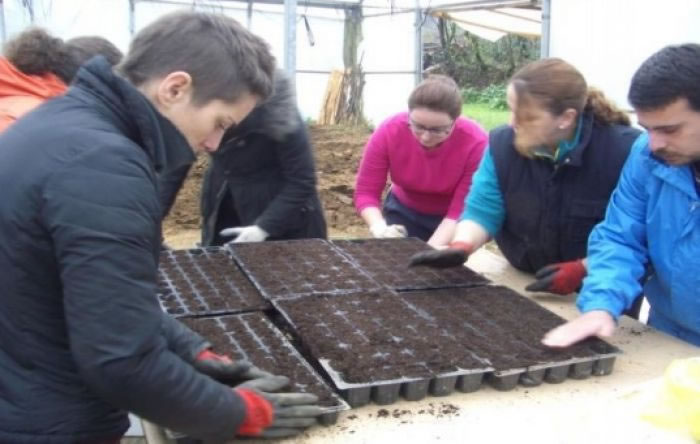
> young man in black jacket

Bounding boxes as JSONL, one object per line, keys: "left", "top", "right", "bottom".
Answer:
{"left": 0, "top": 11, "right": 325, "bottom": 443}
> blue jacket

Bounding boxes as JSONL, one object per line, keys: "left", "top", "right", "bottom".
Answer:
{"left": 578, "top": 133, "right": 700, "bottom": 345}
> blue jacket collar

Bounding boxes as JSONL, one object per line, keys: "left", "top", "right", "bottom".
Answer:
{"left": 642, "top": 144, "right": 698, "bottom": 199}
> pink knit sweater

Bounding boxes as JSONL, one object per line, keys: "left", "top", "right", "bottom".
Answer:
{"left": 354, "top": 112, "right": 487, "bottom": 219}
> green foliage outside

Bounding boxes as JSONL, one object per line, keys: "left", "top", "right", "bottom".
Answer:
{"left": 427, "top": 19, "right": 540, "bottom": 89}
{"left": 462, "top": 102, "right": 509, "bottom": 131}
{"left": 461, "top": 84, "right": 509, "bottom": 131}
{"left": 462, "top": 84, "right": 508, "bottom": 110}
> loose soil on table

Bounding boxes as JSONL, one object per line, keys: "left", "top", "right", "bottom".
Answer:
{"left": 332, "top": 238, "right": 491, "bottom": 290}
{"left": 162, "top": 124, "right": 372, "bottom": 248}
{"left": 157, "top": 248, "right": 269, "bottom": 317}
{"left": 274, "top": 289, "right": 490, "bottom": 383}
{"left": 228, "top": 239, "right": 380, "bottom": 299}
{"left": 182, "top": 313, "right": 342, "bottom": 407}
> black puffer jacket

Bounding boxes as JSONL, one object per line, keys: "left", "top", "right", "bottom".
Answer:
{"left": 0, "top": 58, "right": 246, "bottom": 443}
{"left": 200, "top": 71, "right": 327, "bottom": 246}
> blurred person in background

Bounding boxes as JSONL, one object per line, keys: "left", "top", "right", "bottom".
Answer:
{"left": 0, "top": 27, "right": 122, "bottom": 132}
{"left": 199, "top": 69, "right": 327, "bottom": 246}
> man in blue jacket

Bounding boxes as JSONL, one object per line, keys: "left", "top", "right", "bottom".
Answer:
{"left": 0, "top": 11, "right": 324, "bottom": 444}
{"left": 544, "top": 44, "right": 700, "bottom": 347}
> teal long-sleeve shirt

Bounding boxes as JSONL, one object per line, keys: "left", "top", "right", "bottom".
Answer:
{"left": 460, "top": 119, "right": 584, "bottom": 234}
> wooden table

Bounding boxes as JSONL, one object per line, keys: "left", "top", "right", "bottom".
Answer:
{"left": 143, "top": 249, "right": 700, "bottom": 444}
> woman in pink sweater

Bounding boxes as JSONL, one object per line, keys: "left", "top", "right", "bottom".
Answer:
{"left": 354, "top": 75, "right": 487, "bottom": 247}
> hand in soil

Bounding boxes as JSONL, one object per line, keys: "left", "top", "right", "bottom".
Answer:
{"left": 237, "top": 375, "right": 329, "bottom": 438}
{"left": 542, "top": 310, "right": 616, "bottom": 347}
{"left": 409, "top": 247, "right": 469, "bottom": 269}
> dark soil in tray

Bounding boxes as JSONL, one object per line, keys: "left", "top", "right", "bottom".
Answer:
{"left": 274, "top": 290, "right": 490, "bottom": 383}
{"left": 181, "top": 313, "right": 342, "bottom": 407}
{"left": 157, "top": 248, "right": 269, "bottom": 317}
{"left": 228, "top": 239, "right": 381, "bottom": 299}
{"left": 332, "top": 238, "right": 491, "bottom": 290}
{"left": 400, "top": 286, "right": 618, "bottom": 370}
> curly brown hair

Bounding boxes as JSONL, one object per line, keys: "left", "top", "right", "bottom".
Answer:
{"left": 3, "top": 27, "right": 75, "bottom": 83}
{"left": 3, "top": 28, "right": 122, "bottom": 84}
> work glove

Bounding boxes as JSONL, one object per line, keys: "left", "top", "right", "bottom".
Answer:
{"left": 235, "top": 375, "right": 327, "bottom": 439}
{"left": 525, "top": 259, "right": 586, "bottom": 295}
{"left": 193, "top": 349, "right": 272, "bottom": 384}
{"left": 409, "top": 241, "right": 473, "bottom": 269}
{"left": 369, "top": 220, "right": 407, "bottom": 239}
{"left": 220, "top": 225, "right": 269, "bottom": 243}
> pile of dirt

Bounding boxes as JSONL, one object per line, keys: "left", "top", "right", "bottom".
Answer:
{"left": 311, "top": 124, "right": 371, "bottom": 238}
{"left": 162, "top": 124, "right": 371, "bottom": 245}
{"left": 162, "top": 155, "right": 208, "bottom": 239}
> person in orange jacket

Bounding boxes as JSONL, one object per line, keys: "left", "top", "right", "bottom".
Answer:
{"left": 0, "top": 27, "right": 122, "bottom": 133}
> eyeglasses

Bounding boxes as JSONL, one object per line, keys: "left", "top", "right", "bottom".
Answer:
{"left": 408, "top": 119, "right": 454, "bottom": 136}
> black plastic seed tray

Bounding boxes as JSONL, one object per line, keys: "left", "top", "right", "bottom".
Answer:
{"left": 332, "top": 238, "right": 491, "bottom": 291}
{"left": 157, "top": 247, "right": 269, "bottom": 318}
{"left": 227, "top": 239, "right": 382, "bottom": 300}
{"left": 399, "top": 286, "right": 622, "bottom": 391}
{"left": 272, "top": 290, "right": 494, "bottom": 408}
{"left": 181, "top": 313, "right": 349, "bottom": 425}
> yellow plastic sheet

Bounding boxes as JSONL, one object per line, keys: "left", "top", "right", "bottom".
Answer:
{"left": 641, "top": 357, "right": 700, "bottom": 441}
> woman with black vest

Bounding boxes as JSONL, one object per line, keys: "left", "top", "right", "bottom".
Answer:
{"left": 411, "top": 58, "right": 640, "bottom": 296}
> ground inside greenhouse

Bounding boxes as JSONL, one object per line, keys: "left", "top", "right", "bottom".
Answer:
{"left": 163, "top": 124, "right": 370, "bottom": 248}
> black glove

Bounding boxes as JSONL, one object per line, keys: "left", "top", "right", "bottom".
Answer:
{"left": 193, "top": 349, "right": 271, "bottom": 384}
{"left": 409, "top": 241, "right": 473, "bottom": 269}
{"left": 236, "top": 375, "right": 328, "bottom": 438}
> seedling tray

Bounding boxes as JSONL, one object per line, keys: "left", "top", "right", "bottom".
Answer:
{"left": 181, "top": 313, "right": 349, "bottom": 424}
{"left": 332, "top": 238, "right": 491, "bottom": 291}
{"left": 273, "top": 290, "right": 495, "bottom": 407}
{"left": 400, "top": 286, "right": 621, "bottom": 390}
{"left": 274, "top": 286, "right": 620, "bottom": 407}
{"left": 227, "top": 239, "right": 382, "bottom": 299}
{"left": 157, "top": 247, "right": 269, "bottom": 318}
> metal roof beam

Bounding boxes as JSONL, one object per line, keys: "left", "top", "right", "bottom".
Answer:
{"left": 138, "top": 0, "right": 361, "bottom": 11}
{"left": 431, "top": 0, "right": 538, "bottom": 13}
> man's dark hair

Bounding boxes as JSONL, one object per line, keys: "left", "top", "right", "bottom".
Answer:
{"left": 117, "top": 11, "right": 276, "bottom": 105}
{"left": 64, "top": 36, "right": 123, "bottom": 79}
{"left": 4, "top": 28, "right": 123, "bottom": 84}
{"left": 628, "top": 43, "right": 700, "bottom": 112}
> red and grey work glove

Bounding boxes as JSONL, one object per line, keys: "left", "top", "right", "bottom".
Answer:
{"left": 235, "top": 375, "right": 327, "bottom": 439}
{"left": 525, "top": 259, "right": 587, "bottom": 295}
{"left": 409, "top": 241, "right": 473, "bottom": 269}
{"left": 193, "top": 349, "right": 271, "bottom": 383}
